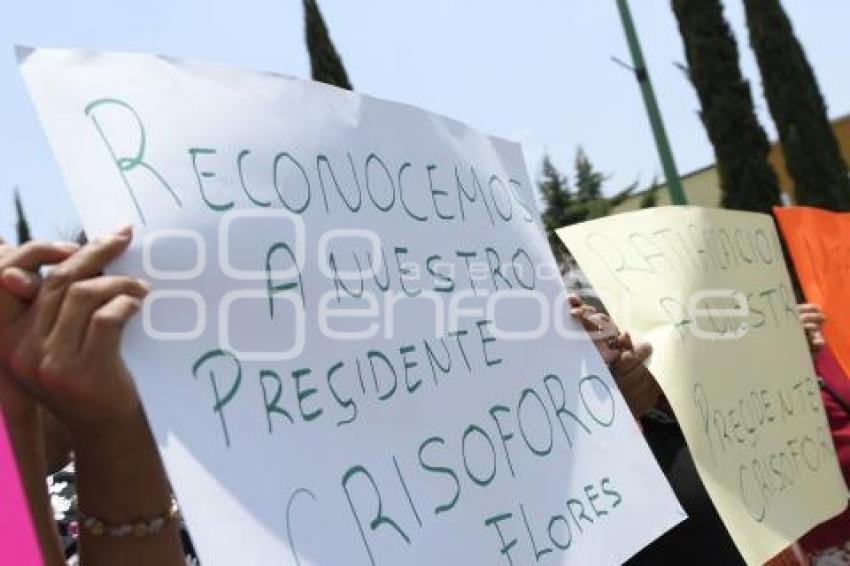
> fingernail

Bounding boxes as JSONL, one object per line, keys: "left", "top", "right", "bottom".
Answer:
{"left": 108, "top": 225, "right": 132, "bottom": 242}
{"left": 139, "top": 279, "right": 152, "bottom": 293}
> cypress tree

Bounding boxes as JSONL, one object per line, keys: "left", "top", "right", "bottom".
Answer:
{"left": 303, "top": 0, "right": 353, "bottom": 90}
{"left": 743, "top": 0, "right": 850, "bottom": 210}
{"left": 671, "top": 0, "right": 782, "bottom": 213}
{"left": 14, "top": 189, "right": 31, "bottom": 244}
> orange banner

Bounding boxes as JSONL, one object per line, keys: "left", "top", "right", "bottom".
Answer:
{"left": 774, "top": 206, "right": 850, "bottom": 379}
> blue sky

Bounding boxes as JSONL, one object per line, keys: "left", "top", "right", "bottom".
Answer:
{"left": 1, "top": 0, "right": 849, "bottom": 243}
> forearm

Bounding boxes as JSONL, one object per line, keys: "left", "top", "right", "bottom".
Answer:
{"left": 7, "top": 411, "right": 66, "bottom": 566}
{"left": 73, "top": 410, "right": 184, "bottom": 566}
{"left": 41, "top": 410, "right": 72, "bottom": 476}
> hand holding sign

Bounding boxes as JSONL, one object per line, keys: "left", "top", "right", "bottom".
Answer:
{"left": 568, "top": 295, "right": 661, "bottom": 418}
{"left": 568, "top": 295, "right": 620, "bottom": 364}
{"left": 797, "top": 304, "right": 826, "bottom": 356}
{"left": 4, "top": 229, "right": 150, "bottom": 431}
{"left": 1, "top": 231, "right": 184, "bottom": 565}
{"left": 0, "top": 239, "right": 78, "bottom": 424}
{"left": 609, "top": 338, "right": 660, "bottom": 419}
{"left": 0, "top": 240, "right": 83, "bottom": 566}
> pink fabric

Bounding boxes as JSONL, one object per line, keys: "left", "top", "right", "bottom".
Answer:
{"left": 0, "top": 411, "right": 41, "bottom": 566}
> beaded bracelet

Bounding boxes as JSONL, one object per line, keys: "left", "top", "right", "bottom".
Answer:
{"left": 79, "top": 499, "right": 179, "bottom": 538}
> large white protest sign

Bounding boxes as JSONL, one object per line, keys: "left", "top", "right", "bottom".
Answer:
{"left": 20, "top": 47, "right": 683, "bottom": 565}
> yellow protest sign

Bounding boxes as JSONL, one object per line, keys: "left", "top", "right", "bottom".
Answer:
{"left": 557, "top": 206, "right": 847, "bottom": 565}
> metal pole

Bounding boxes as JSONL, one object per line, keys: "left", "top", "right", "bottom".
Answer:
{"left": 615, "top": 0, "right": 688, "bottom": 205}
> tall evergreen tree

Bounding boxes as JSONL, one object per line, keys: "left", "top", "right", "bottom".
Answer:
{"left": 573, "top": 147, "right": 636, "bottom": 220}
{"left": 539, "top": 155, "right": 580, "bottom": 264}
{"left": 574, "top": 148, "right": 606, "bottom": 204}
{"left": 303, "top": 0, "right": 353, "bottom": 90}
{"left": 14, "top": 189, "right": 31, "bottom": 244}
{"left": 743, "top": 0, "right": 850, "bottom": 210}
{"left": 539, "top": 150, "right": 636, "bottom": 265}
{"left": 671, "top": 0, "right": 782, "bottom": 213}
